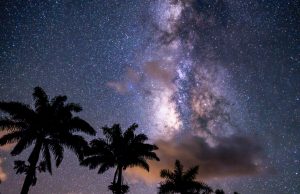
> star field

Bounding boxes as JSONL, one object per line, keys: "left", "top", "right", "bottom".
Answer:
{"left": 0, "top": 0, "right": 299, "bottom": 194}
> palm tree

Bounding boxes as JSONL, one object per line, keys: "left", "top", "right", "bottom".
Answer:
{"left": 0, "top": 87, "right": 96, "bottom": 194}
{"left": 215, "top": 189, "right": 225, "bottom": 194}
{"left": 81, "top": 123, "right": 160, "bottom": 194}
{"left": 158, "top": 160, "right": 212, "bottom": 194}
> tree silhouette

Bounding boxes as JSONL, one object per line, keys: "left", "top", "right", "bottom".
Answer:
{"left": 81, "top": 123, "right": 160, "bottom": 194}
{"left": 215, "top": 189, "right": 225, "bottom": 194}
{"left": 0, "top": 87, "right": 96, "bottom": 194}
{"left": 158, "top": 160, "right": 212, "bottom": 194}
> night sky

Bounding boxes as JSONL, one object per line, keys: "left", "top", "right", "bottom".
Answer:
{"left": 0, "top": 0, "right": 299, "bottom": 194}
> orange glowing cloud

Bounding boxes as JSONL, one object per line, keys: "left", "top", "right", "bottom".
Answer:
{"left": 126, "top": 135, "right": 265, "bottom": 184}
{"left": 0, "top": 158, "right": 7, "bottom": 182}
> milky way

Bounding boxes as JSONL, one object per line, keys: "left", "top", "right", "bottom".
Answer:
{"left": 135, "top": 0, "right": 241, "bottom": 142}
{"left": 0, "top": 0, "right": 299, "bottom": 194}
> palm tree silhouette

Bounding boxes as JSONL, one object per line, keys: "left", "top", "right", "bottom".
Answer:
{"left": 81, "top": 123, "right": 160, "bottom": 194}
{"left": 158, "top": 160, "right": 212, "bottom": 194}
{"left": 0, "top": 87, "right": 96, "bottom": 194}
{"left": 215, "top": 189, "right": 225, "bottom": 194}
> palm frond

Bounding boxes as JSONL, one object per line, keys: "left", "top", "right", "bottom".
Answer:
{"left": 123, "top": 123, "right": 138, "bottom": 141}
{"left": 215, "top": 189, "right": 225, "bottom": 194}
{"left": 47, "top": 140, "right": 64, "bottom": 167}
{"left": 174, "top": 160, "right": 183, "bottom": 176}
{"left": 158, "top": 181, "right": 175, "bottom": 194}
{"left": 86, "top": 138, "right": 109, "bottom": 156}
{"left": 102, "top": 124, "right": 122, "bottom": 142}
{"left": 68, "top": 117, "right": 96, "bottom": 135}
{"left": 137, "top": 150, "right": 160, "bottom": 161}
{"left": 183, "top": 165, "right": 199, "bottom": 181}
{"left": 61, "top": 134, "right": 88, "bottom": 160}
{"left": 0, "top": 101, "right": 35, "bottom": 121}
{"left": 133, "top": 133, "right": 148, "bottom": 143}
{"left": 199, "top": 182, "right": 213, "bottom": 193}
{"left": 0, "top": 118, "right": 26, "bottom": 131}
{"left": 0, "top": 131, "right": 23, "bottom": 146}
{"left": 138, "top": 143, "right": 158, "bottom": 151}
{"left": 33, "top": 87, "right": 49, "bottom": 112}
{"left": 90, "top": 138, "right": 107, "bottom": 147}
{"left": 160, "top": 169, "right": 174, "bottom": 179}
{"left": 37, "top": 161, "right": 48, "bottom": 173}
{"left": 81, "top": 156, "right": 103, "bottom": 169}
{"left": 108, "top": 182, "right": 129, "bottom": 194}
{"left": 64, "top": 103, "right": 82, "bottom": 113}
{"left": 128, "top": 158, "right": 149, "bottom": 171}
{"left": 14, "top": 160, "right": 29, "bottom": 174}
{"left": 42, "top": 143, "right": 52, "bottom": 174}
{"left": 50, "top": 95, "right": 67, "bottom": 109}
{"left": 98, "top": 162, "right": 114, "bottom": 174}
{"left": 127, "top": 123, "right": 138, "bottom": 132}
{"left": 10, "top": 134, "right": 35, "bottom": 156}
{"left": 159, "top": 160, "right": 212, "bottom": 194}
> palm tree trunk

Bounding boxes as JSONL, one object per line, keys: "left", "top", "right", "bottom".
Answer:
{"left": 116, "top": 165, "right": 123, "bottom": 194}
{"left": 20, "top": 140, "right": 42, "bottom": 194}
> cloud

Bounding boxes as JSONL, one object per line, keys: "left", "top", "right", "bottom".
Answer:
{"left": 107, "top": 60, "right": 177, "bottom": 94}
{"left": 126, "top": 68, "right": 140, "bottom": 83}
{"left": 106, "top": 67, "right": 141, "bottom": 94}
{"left": 0, "top": 158, "right": 7, "bottom": 183}
{"left": 143, "top": 60, "right": 175, "bottom": 88}
{"left": 126, "top": 135, "right": 264, "bottom": 184}
{"left": 106, "top": 81, "right": 129, "bottom": 94}
{"left": 0, "top": 132, "right": 12, "bottom": 183}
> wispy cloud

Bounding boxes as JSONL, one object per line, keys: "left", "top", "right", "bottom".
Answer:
{"left": 107, "top": 59, "right": 177, "bottom": 95}
{"left": 106, "top": 67, "right": 141, "bottom": 94}
{"left": 143, "top": 60, "right": 175, "bottom": 88}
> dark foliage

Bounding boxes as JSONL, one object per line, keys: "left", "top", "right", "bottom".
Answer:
{"left": 81, "top": 123, "right": 159, "bottom": 194}
{"left": 0, "top": 87, "right": 95, "bottom": 194}
{"left": 158, "top": 160, "right": 213, "bottom": 194}
{"left": 215, "top": 189, "right": 225, "bottom": 194}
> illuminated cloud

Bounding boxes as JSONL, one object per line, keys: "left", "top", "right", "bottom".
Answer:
{"left": 0, "top": 158, "right": 7, "bottom": 183}
{"left": 126, "top": 135, "right": 264, "bottom": 184}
